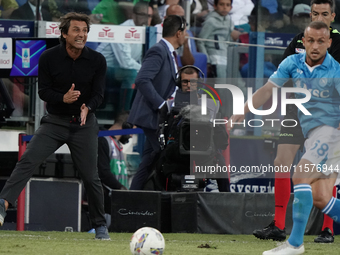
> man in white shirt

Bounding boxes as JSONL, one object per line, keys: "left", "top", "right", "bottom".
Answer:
{"left": 229, "top": 0, "right": 254, "bottom": 32}
{"left": 96, "top": 2, "right": 153, "bottom": 115}
{"left": 96, "top": 2, "right": 153, "bottom": 71}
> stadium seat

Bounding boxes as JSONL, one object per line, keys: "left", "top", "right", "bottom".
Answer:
{"left": 86, "top": 42, "right": 100, "bottom": 50}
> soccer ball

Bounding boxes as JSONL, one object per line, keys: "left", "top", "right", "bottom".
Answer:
{"left": 130, "top": 227, "right": 165, "bottom": 255}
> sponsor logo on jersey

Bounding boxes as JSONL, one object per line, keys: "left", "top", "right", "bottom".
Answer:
{"left": 295, "top": 48, "right": 305, "bottom": 54}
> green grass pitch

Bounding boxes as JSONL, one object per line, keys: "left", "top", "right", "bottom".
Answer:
{"left": 1, "top": 231, "right": 340, "bottom": 254}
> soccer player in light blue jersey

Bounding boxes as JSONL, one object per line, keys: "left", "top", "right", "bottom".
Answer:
{"left": 230, "top": 21, "right": 340, "bottom": 255}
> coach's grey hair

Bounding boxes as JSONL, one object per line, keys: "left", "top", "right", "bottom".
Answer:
{"left": 59, "top": 12, "right": 91, "bottom": 44}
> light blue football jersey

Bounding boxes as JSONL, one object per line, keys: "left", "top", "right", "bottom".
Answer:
{"left": 269, "top": 52, "right": 340, "bottom": 137}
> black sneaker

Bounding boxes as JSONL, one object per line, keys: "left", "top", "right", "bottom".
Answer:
{"left": 95, "top": 225, "right": 111, "bottom": 240}
{"left": 0, "top": 199, "right": 6, "bottom": 226}
{"left": 314, "top": 227, "right": 334, "bottom": 243}
{"left": 253, "top": 220, "right": 286, "bottom": 241}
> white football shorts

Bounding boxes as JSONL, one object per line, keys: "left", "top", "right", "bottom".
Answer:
{"left": 302, "top": 125, "right": 340, "bottom": 176}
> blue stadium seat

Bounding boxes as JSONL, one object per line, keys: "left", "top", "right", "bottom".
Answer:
{"left": 86, "top": 42, "right": 100, "bottom": 50}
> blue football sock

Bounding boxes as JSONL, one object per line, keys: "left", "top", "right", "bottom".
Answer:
{"left": 287, "top": 184, "right": 313, "bottom": 247}
{"left": 322, "top": 197, "right": 340, "bottom": 223}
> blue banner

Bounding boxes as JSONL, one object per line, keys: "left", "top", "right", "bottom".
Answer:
{"left": 0, "top": 20, "right": 35, "bottom": 37}
{"left": 264, "top": 33, "right": 295, "bottom": 48}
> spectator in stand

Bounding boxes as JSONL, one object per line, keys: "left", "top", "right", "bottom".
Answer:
{"left": 92, "top": 0, "right": 150, "bottom": 25}
{"left": 197, "top": 0, "right": 240, "bottom": 78}
{"left": 0, "top": 0, "right": 18, "bottom": 18}
{"left": 261, "top": 0, "right": 290, "bottom": 32}
{"left": 157, "top": 0, "right": 178, "bottom": 20}
{"left": 45, "top": 0, "right": 91, "bottom": 21}
{"left": 206, "top": 0, "right": 213, "bottom": 11}
{"left": 279, "top": 3, "right": 311, "bottom": 34}
{"left": 10, "top": 0, "right": 52, "bottom": 20}
{"left": 96, "top": 2, "right": 153, "bottom": 116}
{"left": 149, "top": 0, "right": 162, "bottom": 25}
{"left": 253, "top": 5, "right": 272, "bottom": 32}
{"left": 55, "top": 0, "right": 90, "bottom": 14}
{"left": 96, "top": 2, "right": 153, "bottom": 72}
{"left": 238, "top": 6, "right": 277, "bottom": 79}
{"left": 229, "top": 0, "right": 254, "bottom": 33}
{"left": 44, "top": 0, "right": 62, "bottom": 21}
{"left": 180, "top": 0, "right": 209, "bottom": 36}
{"left": 155, "top": 4, "right": 195, "bottom": 66}
{"left": 293, "top": 0, "right": 311, "bottom": 6}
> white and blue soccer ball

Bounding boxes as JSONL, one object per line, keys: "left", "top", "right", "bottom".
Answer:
{"left": 130, "top": 227, "right": 165, "bottom": 255}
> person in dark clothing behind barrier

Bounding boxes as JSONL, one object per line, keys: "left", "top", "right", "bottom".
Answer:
{"left": 0, "top": 12, "right": 110, "bottom": 240}
{"left": 81, "top": 111, "right": 133, "bottom": 230}
{"left": 128, "top": 15, "right": 188, "bottom": 190}
{"left": 10, "top": 0, "right": 52, "bottom": 21}
{"left": 97, "top": 112, "right": 132, "bottom": 215}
